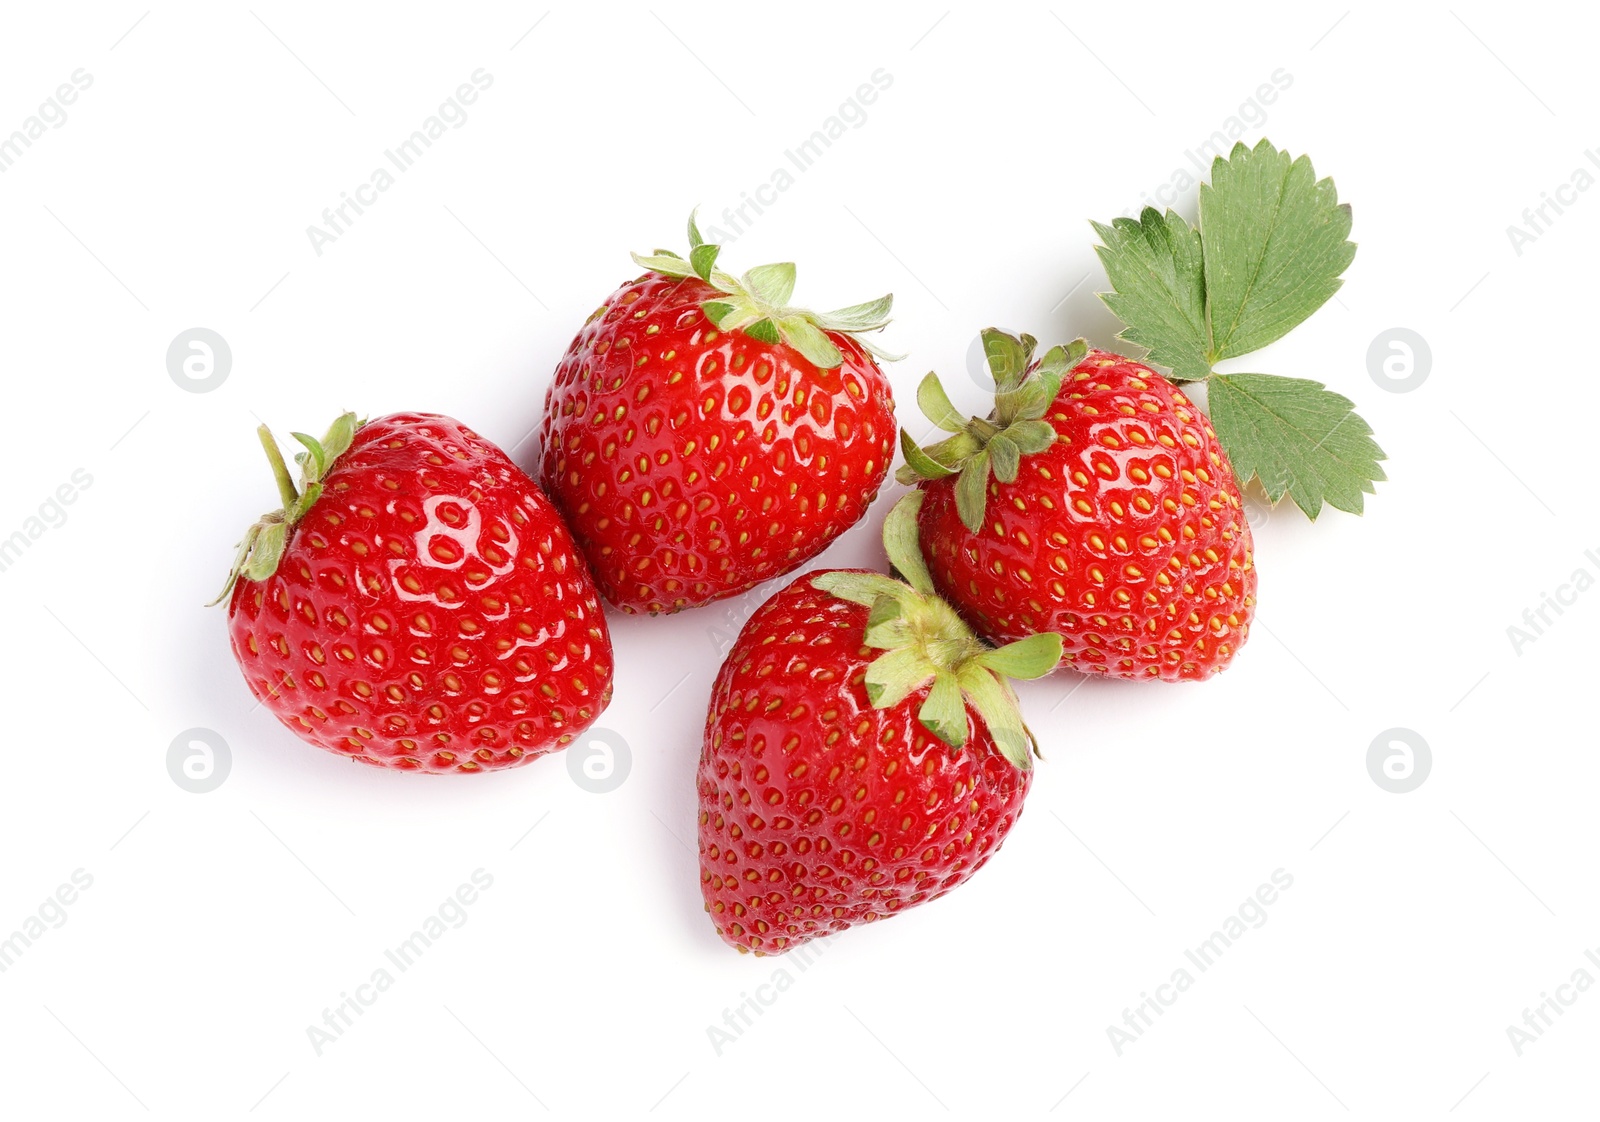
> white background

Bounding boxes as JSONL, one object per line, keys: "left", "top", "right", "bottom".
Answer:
{"left": 0, "top": 2, "right": 1592, "bottom": 1118}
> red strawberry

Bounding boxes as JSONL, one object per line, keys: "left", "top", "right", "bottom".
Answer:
{"left": 539, "top": 213, "right": 898, "bottom": 615}
{"left": 899, "top": 333, "right": 1256, "bottom": 681}
{"left": 697, "top": 494, "right": 1062, "bottom": 953}
{"left": 216, "top": 412, "right": 613, "bottom": 773}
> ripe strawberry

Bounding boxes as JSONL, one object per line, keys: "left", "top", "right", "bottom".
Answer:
{"left": 697, "top": 494, "right": 1062, "bottom": 953}
{"left": 539, "top": 213, "right": 898, "bottom": 615}
{"left": 216, "top": 412, "right": 613, "bottom": 773}
{"left": 899, "top": 332, "right": 1256, "bottom": 681}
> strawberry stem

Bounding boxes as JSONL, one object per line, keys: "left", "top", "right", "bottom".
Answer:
{"left": 213, "top": 412, "right": 363, "bottom": 607}
{"left": 258, "top": 425, "right": 299, "bottom": 509}
{"left": 631, "top": 210, "right": 902, "bottom": 369}
{"left": 811, "top": 492, "right": 1063, "bottom": 767}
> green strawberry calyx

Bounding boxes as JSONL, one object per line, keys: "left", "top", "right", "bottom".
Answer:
{"left": 811, "top": 491, "right": 1062, "bottom": 770}
{"left": 208, "top": 412, "right": 362, "bottom": 606}
{"left": 631, "top": 209, "right": 902, "bottom": 370}
{"left": 895, "top": 330, "right": 1088, "bottom": 533}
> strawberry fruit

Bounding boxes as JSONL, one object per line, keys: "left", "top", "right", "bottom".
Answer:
{"left": 539, "top": 213, "right": 898, "bottom": 615}
{"left": 697, "top": 493, "right": 1062, "bottom": 953}
{"left": 217, "top": 412, "right": 613, "bottom": 773}
{"left": 899, "top": 333, "right": 1256, "bottom": 681}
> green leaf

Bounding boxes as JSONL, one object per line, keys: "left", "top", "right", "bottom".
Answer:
{"left": 702, "top": 300, "right": 736, "bottom": 327}
{"left": 955, "top": 665, "right": 1032, "bottom": 770}
{"left": 690, "top": 243, "right": 720, "bottom": 282}
{"left": 923, "top": 431, "right": 981, "bottom": 467}
{"left": 974, "top": 631, "right": 1065, "bottom": 679}
{"left": 1003, "top": 419, "right": 1057, "bottom": 455}
{"left": 899, "top": 428, "right": 958, "bottom": 482}
{"left": 865, "top": 646, "right": 934, "bottom": 710}
{"left": 882, "top": 492, "right": 935, "bottom": 594}
{"left": 778, "top": 316, "right": 843, "bottom": 369}
{"left": 1092, "top": 207, "right": 1211, "bottom": 380}
{"left": 745, "top": 318, "right": 781, "bottom": 345}
{"left": 917, "top": 673, "right": 968, "bottom": 750}
{"left": 864, "top": 596, "right": 911, "bottom": 651}
{"left": 994, "top": 365, "right": 1064, "bottom": 425}
{"left": 980, "top": 329, "right": 1033, "bottom": 393}
{"left": 631, "top": 251, "right": 697, "bottom": 278}
{"left": 291, "top": 481, "right": 323, "bottom": 522}
{"left": 706, "top": 269, "right": 743, "bottom": 294}
{"left": 290, "top": 432, "right": 327, "bottom": 481}
{"left": 816, "top": 293, "right": 893, "bottom": 332}
{"left": 916, "top": 373, "right": 965, "bottom": 433}
{"left": 811, "top": 571, "right": 905, "bottom": 607}
{"left": 742, "top": 262, "right": 796, "bottom": 307}
{"left": 865, "top": 592, "right": 903, "bottom": 631}
{"left": 849, "top": 334, "right": 907, "bottom": 364}
{"left": 207, "top": 522, "right": 263, "bottom": 606}
{"left": 320, "top": 413, "right": 360, "bottom": 465}
{"left": 1207, "top": 372, "right": 1387, "bottom": 519}
{"left": 1031, "top": 345, "right": 1069, "bottom": 379}
{"left": 1200, "top": 139, "right": 1355, "bottom": 361}
{"left": 1032, "top": 339, "right": 1087, "bottom": 380}
{"left": 895, "top": 429, "right": 980, "bottom": 485}
{"left": 988, "top": 434, "right": 1020, "bottom": 483}
{"left": 687, "top": 209, "right": 705, "bottom": 249}
{"left": 954, "top": 451, "right": 991, "bottom": 532}
{"left": 243, "top": 520, "right": 288, "bottom": 582}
